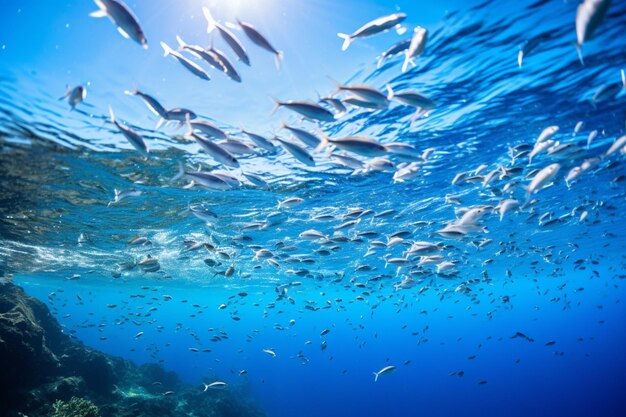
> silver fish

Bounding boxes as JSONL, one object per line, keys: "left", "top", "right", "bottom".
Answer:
{"left": 124, "top": 85, "right": 167, "bottom": 118}
{"left": 176, "top": 35, "right": 228, "bottom": 73}
{"left": 161, "top": 41, "right": 211, "bottom": 81}
{"left": 203, "top": 7, "right": 250, "bottom": 66}
{"left": 241, "top": 129, "right": 276, "bottom": 152}
{"left": 108, "top": 106, "right": 148, "bottom": 158}
{"left": 338, "top": 13, "right": 407, "bottom": 51}
{"left": 280, "top": 122, "right": 322, "bottom": 148}
{"left": 378, "top": 39, "right": 411, "bottom": 68}
{"left": 237, "top": 19, "right": 283, "bottom": 70}
{"left": 59, "top": 84, "right": 86, "bottom": 110}
{"left": 317, "top": 135, "right": 387, "bottom": 157}
{"left": 271, "top": 99, "right": 335, "bottom": 122}
{"left": 575, "top": 0, "right": 612, "bottom": 64}
{"left": 274, "top": 137, "right": 316, "bottom": 166}
{"left": 402, "top": 26, "right": 427, "bottom": 73}
{"left": 90, "top": 0, "right": 147, "bottom": 48}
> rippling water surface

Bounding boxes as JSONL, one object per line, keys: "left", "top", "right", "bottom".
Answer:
{"left": 1, "top": 0, "right": 626, "bottom": 416}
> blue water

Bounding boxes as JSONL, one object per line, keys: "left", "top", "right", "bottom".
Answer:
{"left": 1, "top": 0, "right": 626, "bottom": 416}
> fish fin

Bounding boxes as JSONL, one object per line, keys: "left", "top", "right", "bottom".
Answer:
{"left": 327, "top": 76, "right": 342, "bottom": 96}
{"left": 117, "top": 27, "right": 130, "bottom": 39}
{"left": 517, "top": 50, "right": 524, "bottom": 68}
{"left": 108, "top": 105, "right": 115, "bottom": 124}
{"left": 274, "top": 51, "right": 283, "bottom": 71}
{"left": 175, "top": 35, "right": 187, "bottom": 51}
{"left": 621, "top": 69, "right": 626, "bottom": 88}
{"left": 337, "top": 33, "right": 352, "bottom": 51}
{"left": 386, "top": 84, "right": 395, "bottom": 101}
{"left": 160, "top": 41, "right": 173, "bottom": 57}
{"left": 185, "top": 113, "right": 193, "bottom": 136}
{"left": 269, "top": 97, "right": 281, "bottom": 115}
{"left": 373, "top": 372, "right": 379, "bottom": 382}
{"left": 171, "top": 161, "right": 186, "bottom": 183}
{"left": 58, "top": 84, "right": 70, "bottom": 100}
{"left": 155, "top": 118, "right": 165, "bottom": 130}
{"left": 401, "top": 54, "right": 410, "bottom": 73}
{"left": 377, "top": 55, "right": 385, "bottom": 69}
{"left": 203, "top": 7, "right": 217, "bottom": 34}
{"left": 410, "top": 108, "right": 426, "bottom": 122}
{"left": 574, "top": 42, "right": 584, "bottom": 66}
{"left": 395, "top": 24, "right": 407, "bottom": 36}
{"left": 89, "top": 9, "right": 107, "bottom": 18}
{"left": 313, "top": 132, "right": 330, "bottom": 154}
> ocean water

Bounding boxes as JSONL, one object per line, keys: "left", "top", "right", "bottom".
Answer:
{"left": 1, "top": 0, "right": 626, "bottom": 416}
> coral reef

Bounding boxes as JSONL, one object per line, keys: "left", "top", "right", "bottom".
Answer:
{"left": 0, "top": 276, "right": 265, "bottom": 417}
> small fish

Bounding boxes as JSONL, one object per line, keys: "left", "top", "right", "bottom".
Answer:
{"left": 124, "top": 85, "right": 167, "bottom": 119}
{"left": 316, "top": 135, "right": 386, "bottom": 157}
{"left": 526, "top": 163, "right": 560, "bottom": 199}
{"left": 517, "top": 36, "right": 543, "bottom": 68}
{"left": 109, "top": 106, "right": 149, "bottom": 158}
{"left": 575, "top": 0, "right": 612, "bottom": 64}
{"left": 386, "top": 85, "right": 435, "bottom": 120}
{"left": 90, "top": 0, "right": 147, "bottom": 48}
{"left": 203, "top": 7, "right": 250, "bottom": 66}
{"left": 185, "top": 115, "right": 239, "bottom": 168}
{"left": 161, "top": 41, "right": 211, "bottom": 81}
{"left": 238, "top": 19, "right": 283, "bottom": 70}
{"left": 109, "top": 188, "right": 142, "bottom": 206}
{"left": 274, "top": 137, "right": 316, "bottom": 166}
{"left": 280, "top": 122, "right": 322, "bottom": 148}
{"left": 402, "top": 26, "right": 427, "bottom": 72}
{"left": 378, "top": 39, "right": 411, "bottom": 68}
{"left": 271, "top": 98, "right": 335, "bottom": 122}
{"left": 338, "top": 13, "right": 407, "bottom": 51}
{"left": 175, "top": 35, "right": 227, "bottom": 73}
{"left": 241, "top": 129, "right": 276, "bottom": 152}
{"left": 203, "top": 381, "right": 227, "bottom": 391}
{"left": 263, "top": 348, "right": 276, "bottom": 357}
{"left": 373, "top": 365, "right": 396, "bottom": 382}
{"left": 59, "top": 85, "right": 86, "bottom": 109}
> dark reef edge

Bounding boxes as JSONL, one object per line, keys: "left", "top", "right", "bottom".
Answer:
{"left": 0, "top": 276, "right": 266, "bottom": 417}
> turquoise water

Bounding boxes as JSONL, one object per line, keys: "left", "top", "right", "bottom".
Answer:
{"left": 1, "top": 0, "right": 626, "bottom": 416}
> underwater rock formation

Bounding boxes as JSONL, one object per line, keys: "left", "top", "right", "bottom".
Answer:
{"left": 0, "top": 276, "right": 265, "bottom": 417}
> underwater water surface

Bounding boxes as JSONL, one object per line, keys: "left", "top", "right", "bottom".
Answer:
{"left": 1, "top": 0, "right": 626, "bottom": 416}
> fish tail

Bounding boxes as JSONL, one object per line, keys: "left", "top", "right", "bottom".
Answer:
{"left": 203, "top": 383, "right": 209, "bottom": 392}
{"left": 270, "top": 97, "right": 282, "bottom": 115}
{"left": 184, "top": 113, "right": 193, "bottom": 136}
{"left": 377, "top": 55, "right": 385, "bottom": 69}
{"left": 621, "top": 69, "right": 625, "bottom": 88}
{"left": 108, "top": 105, "right": 115, "bottom": 124}
{"left": 274, "top": 51, "right": 284, "bottom": 71}
{"left": 574, "top": 42, "right": 584, "bottom": 66}
{"left": 314, "top": 132, "right": 331, "bottom": 154}
{"left": 327, "top": 76, "right": 342, "bottom": 96}
{"left": 155, "top": 118, "right": 165, "bottom": 130}
{"left": 385, "top": 84, "right": 395, "bottom": 101}
{"left": 337, "top": 33, "right": 352, "bottom": 51}
{"left": 124, "top": 83, "right": 138, "bottom": 96}
{"left": 160, "top": 41, "right": 173, "bottom": 57}
{"left": 373, "top": 372, "right": 379, "bottom": 382}
{"left": 58, "top": 84, "right": 70, "bottom": 101}
{"left": 517, "top": 50, "right": 524, "bottom": 68}
{"left": 175, "top": 35, "right": 187, "bottom": 51}
{"left": 401, "top": 51, "right": 414, "bottom": 73}
{"left": 171, "top": 161, "right": 186, "bottom": 183}
{"left": 203, "top": 7, "right": 217, "bottom": 34}
{"left": 89, "top": 1, "right": 107, "bottom": 18}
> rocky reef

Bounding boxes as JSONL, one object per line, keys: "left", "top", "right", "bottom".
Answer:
{"left": 0, "top": 276, "right": 266, "bottom": 417}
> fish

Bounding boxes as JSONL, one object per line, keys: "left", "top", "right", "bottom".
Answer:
{"left": 203, "top": 381, "right": 227, "bottom": 391}
{"left": 185, "top": 115, "right": 239, "bottom": 168}
{"left": 124, "top": 85, "right": 167, "bottom": 119}
{"left": 332, "top": 80, "right": 388, "bottom": 107}
{"left": 591, "top": 69, "right": 626, "bottom": 106}
{"left": 108, "top": 106, "right": 149, "bottom": 158}
{"left": 271, "top": 98, "right": 335, "bottom": 122}
{"left": 241, "top": 130, "right": 276, "bottom": 152}
{"left": 89, "top": 0, "right": 147, "bottom": 48}
{"left": 203, "top": 7, "right": 250, "bottom": 66}
{"left": 237, "top": 19, "right": 283, "bottom": 70}
{"left": 526, "top": 163, "right": 560, "bottom": 199}
{"left": 402, "top": 26, "right": 428, "bottom": 72}
{"left": 262, "top": 348, "right": 276, "bottom": 357}
{"left": 575, "top": 0, "right": 612, "bottom": 64}
{"left": 206, "top": 45, "right": 242, "bottom": 82}
{"left": 536, "top": 126, "right": 559, "bottom": 144}
{"left": 280, "top": 122, "right": 322, "bottom": 148}
{"left": 109, "top": 188, "right": 142, "bottom": 206}
{"left": 604, "top": 135, "right": 626, "bottom": 157}
{"left": 59, "top": 85, "right": 86, "bottom": 109}
{"left": 161, "top": 41, "right": 211, "bottom": 81}
{"left": 378, "top": 39, "right": 411, "bottom": 68}
{"left": 316, "top": 135, "right": 387, "bottom": 157}
{"left": 372, "top": 365, "right": 396, "bottom": 382}
{"left": 338, "top": 13, "right": 407, "bottom": 51}
{"left": 274, "top": 137, "right": 316, "bottom": 166}
{"left": 189, "top": 120, "right": 229, "bottom": 140}
{"left": 175, "top": 35, "right": 228, "bottom": 73}
{"left": 386, "top": 85, "right": 436, "bottom": 120}
{"left": 518, "top": 36, "right": 543, "bottom": 68}
{"left": 174, "top": 166, "right": 232, "bottom": 191}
